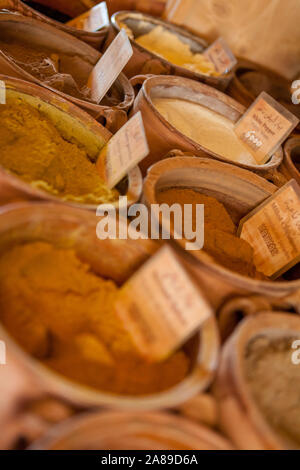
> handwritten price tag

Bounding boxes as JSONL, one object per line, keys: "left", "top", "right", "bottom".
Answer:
{"left": 88, "top": 30, "right": 133, "bottom": 104}
{"left": 234, "top": 91, "right": 299, "bottom": 164}
{"left": 67, "top": 1, "right": 109, "bottom": 31}
{"left": 238, "top": 180, "right": 300, "bottom": 279}
{"left": 115, "top": 245, "right": 212, "bottom": 361}
{"left": 97, "top": 112, "right": 149, "bottom": 188}
{"left": 204, "top": 37, "right": 237, "bottom": 74}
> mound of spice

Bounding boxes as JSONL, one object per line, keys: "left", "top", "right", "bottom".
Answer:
{"left": 157, "top": 188, "right": 259, "bottom": 278}
{"left": 0, "top": 30, "right": 92, "bottom": 101}
{"left": 131, "top": 25, "right": 218, "bottom": 76}
{"left": 0, "top": 98, "right": 118, "bottom": 204}
{"left": 0, "top": 242, "right": 190, "bottom": 395}
{"left": 245, "top": 335, "right": 300, "bottom": 449}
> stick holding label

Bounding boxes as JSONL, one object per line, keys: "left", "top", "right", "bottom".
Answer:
{"left": 234, "top": 91, "right": 299, "bottom": 165}
{"left": 238, "top": 179, "right": 300, "bottom": 279}
{"left": 88, "top": 30, "right": 133, "bottom": 104}
{"left": 203, "top": 37, "right": 237, "bottom": 74}
{"left": 67, "top": 1, "right": 109, "bottom": 32}
{"left": 0, "top": 80, "right": 5, "bottom": 104}
{"left": 97, "top": 112, "right": 149, "bottom": 188}
{"left": 115, "top": 245, "right": 212, "bottom": 361}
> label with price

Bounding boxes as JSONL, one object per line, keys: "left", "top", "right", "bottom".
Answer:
{"left": 234, "top": 91, "right": 299, "bottom": 164}
{"left": 203, "top": 37, "right": 237, "bottom": 74}
{"left": 115, "top": 245, "right": 212, "bottom": 361}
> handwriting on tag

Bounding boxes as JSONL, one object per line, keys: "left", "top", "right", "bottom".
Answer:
{"left": 97, "top": 112, "right": 149, "bottom": 188}
{"left": 67, "top": 1, "right": 109, "bottom": 32}
{"left": 238, "top": 179, "right": 300, "bottom": 279}
{"left": 88, "top": 30, "right": 133, "bottom": 104}
{"left": 115, "top": 245, "right": 212, "bottom": 361}
{"left": 234, "top": 91, "right": 299, "bottom": 164}
{"left": 204, "top": 37, "right": 237, "bottom": 74}
{"left": 0, "top": 80, "right": 5, "bottom": 104}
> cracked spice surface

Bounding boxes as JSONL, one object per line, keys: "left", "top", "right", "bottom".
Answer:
{"left": 0, "top": 242, "right": 190, "bottom": 395}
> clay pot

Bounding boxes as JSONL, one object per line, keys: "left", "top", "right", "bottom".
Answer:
{"left": 228, "top": 59, "right": 300, "bottom": 124}
{"left": 0, "top": 0, "right": 108, "bottom": 49}
{"left": 29, "top": 411, "right": 233, "bottom": 450}
{"left": 132, "top": 75, "right": 284, "bottom": 182}
{"left": 0, "top": 75, "right": 142, "bottom": 210}
{"left": 281, "top": 137, "right": 300, "bottom": 185}
{"left": 108, "top": 0, "right": 166, "bottom": 17}
{"left": 0, "top": 13, "right": 134, "bottom": 132}
{"left": 0, "top": 202, "right": 219, "bottom": 410}
{"left": 111, "top": 11, "right": 233, "bottom": 90}
{"left": 143, "top": 156, "right": 300, "bottom": 316}
{"left": 214, "top": 312, "right": 300, "bottom": 450}
{"left": 23, "top": 0, "right": 95, "bottom": 18}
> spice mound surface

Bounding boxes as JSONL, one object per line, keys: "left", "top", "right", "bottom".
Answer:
{"left": 0, "top": 99, "right": 118, "bottom": 204}
{"left": 157, "top": 189, "right": 259, "bottom": 278}
{"left": 135, "top": 26, "right": 218, "bottom": 76}
{"left": 245, "top": 335, "right": 300, "bottom": 449}
{"left": 0, "top": 242, "right": 190, "bottom": 395}
{"left": 152, "top": 97, "right": 257, "bottom": 166}
{"left": 0, "top": 35, "right": 91, "bottom": 101}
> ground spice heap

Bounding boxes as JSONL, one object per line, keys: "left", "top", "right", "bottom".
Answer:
{"left": 245, "top": 335, "right": 300, "bottom": 449}
{"left": 134, "top": 26, "right": 219, "bottom": 76}
{"left": 0, "top": 242, "right": 190, "bottom": 395}
{"left": 157, "top": 188, "right": 259, "bottom": 278}
{"left": 0, "top": 98, "right": 118, "bottom": 204}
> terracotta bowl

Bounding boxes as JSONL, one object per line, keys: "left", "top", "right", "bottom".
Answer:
{"left": 143, "top": 156, "right": 300, "bottom": 315}
{"left": 0, "top": 202, "right": 219, "bottom": 410}
{"left": 22, "top": 0, "right": 95, "bottom": 18}
{"left": 29, "top": 411, "right": 233, "bottom": 450}
{"left": 0, "top": 0, "right": 108, "bottom": 49}
{"left": 0, "top": 75, "right": 142, "bottom": 210}
{"left": 281, "top": 137, "right": 300, "bottom": 185}
{"left": 111, "top": 11, "right": 233, "bottom": 90}
{"left": 132, "top": 75, "right": 284, "bottom": 181}
{"left": 0, "top": 13, "right": 134, "bottom": 132}
{"left": 215, "top": 312, "right": 300, "bottom": 450}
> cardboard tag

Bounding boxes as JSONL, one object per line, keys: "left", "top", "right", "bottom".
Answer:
{"left": 0, "top": 80, "right": 5, "bottom": 104}
{"left": 203, "top": 37, "right": 237, "bottom": 74}
{"left": 88, "top": 30, "right": 133, "bottom": 104}
{"left": 115, "top": 245, "right": 212, "bottom": 361}
{"left": 238, "top": 180, "right": 300, "bottom": 279}
{"left": 98, "top": 112, "right": 149, "bottom": 188}
{"left": 234, "top": 91, "right": 299, "bottom": 164}
{"left": 66, "top": 1, "right": 109, "bottom": 32}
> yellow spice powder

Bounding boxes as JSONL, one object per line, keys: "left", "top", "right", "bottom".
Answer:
{"left": 0, "top": 98, "right": 118, "bottom": 204}
{"left": 0, "top": 242, "right": 190, "bottom": 395}
{"left": 135, "top": 25, "right": 218, "bottom": 76}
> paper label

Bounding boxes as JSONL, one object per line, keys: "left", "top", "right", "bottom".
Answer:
{"left": 99, "top": 112, "right": 149, "bottom": 188}
{"left": 238, "top": 180, "right": 300, "bottom": 279}
{"left": 66, "top": 1, "right": 109, "bottom": 31}
{"left": 234, "top": 91, "right": 299, "bottom": 164}
{"left": 204, "top": 37, "right": 237, "bottom": 74}
{"left": 115, "top": 245, "right": 212, "bottom": 361}
{"left": 88, "top": 30, "right": 133, "bottom": 104}
{"left": 0, "top": 80, "right": 5, "bottom": 104}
